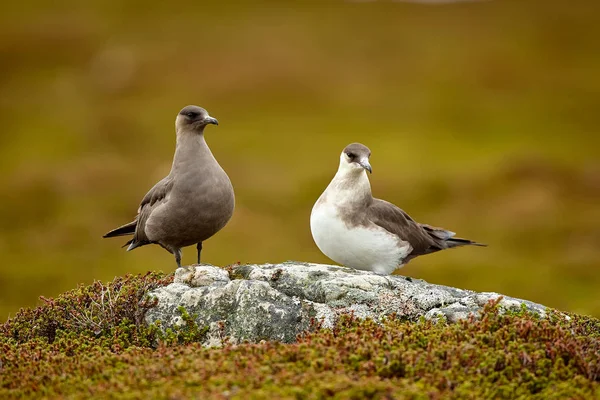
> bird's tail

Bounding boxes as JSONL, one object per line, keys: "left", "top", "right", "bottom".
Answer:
{"left": 420, "top": 224, "right": 486, "bottom": 248}
{"left": 445, "top": 237, "right": 487, "bottom": 248}
{"left": 123, "top": 238, "right": 142, "bottom": 251}
{"left": 103, "top": 221, "right": 137, "bottom": 238}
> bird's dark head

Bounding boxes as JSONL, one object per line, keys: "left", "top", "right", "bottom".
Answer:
{"left": 176, "top": 105, "right": 219, "bottom": 132}
{"left": 340, "top": 143, "right": 372, "bottom": 174}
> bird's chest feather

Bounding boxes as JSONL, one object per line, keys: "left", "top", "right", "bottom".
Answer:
{"left": 310, "top": 202, "right": 412, "bottom": 274}
{"left": 146, "top": 170, "right": 234, "bottom": 243}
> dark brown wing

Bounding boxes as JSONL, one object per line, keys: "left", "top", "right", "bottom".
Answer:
{"left": 129, "top": 176, "right": 174, "bottom": 248}
{"left": 138, "top": 176, "right": 175, "bottom": 211}
{"left": 366, "top": 199, "right": 444, "bottom": 257}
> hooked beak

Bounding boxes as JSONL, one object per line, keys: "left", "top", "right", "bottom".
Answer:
{"left": 204, "top": 116, "right": 219, "bottom": 126}
{"left": 359, "top": 159, "right": 372, "bottom": 174}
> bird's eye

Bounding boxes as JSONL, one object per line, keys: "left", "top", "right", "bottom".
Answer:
{"left": 346, "top": 152, "right": 354, "bottom": 158}
{"left": 187, "top": 112, "right": 197, "bottom": 118}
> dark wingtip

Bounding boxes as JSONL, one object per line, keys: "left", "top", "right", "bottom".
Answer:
{"left": 122, "top": 239, "right": 135, "bottom": 249}
{"left": 446, "top": 237, "right": 488, "bottom": 248}
{"left": 463, "top": 240, "right": 487, "bottom": 247}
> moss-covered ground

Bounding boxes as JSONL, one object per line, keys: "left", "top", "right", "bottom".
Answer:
{"left": 1, "top": 273, "right": 599, "bottom": 399}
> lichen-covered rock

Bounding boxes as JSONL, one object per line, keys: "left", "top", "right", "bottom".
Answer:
{"left": 145, "top": 262, "right": 548, "bottom": 346}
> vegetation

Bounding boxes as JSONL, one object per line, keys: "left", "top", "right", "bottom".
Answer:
{"left": 1, "top": 274, "right": 599, "bottom": 399}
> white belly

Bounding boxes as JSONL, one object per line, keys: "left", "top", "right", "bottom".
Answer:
{"left": 310, "top": 203, "right": 412, "bottom": 275}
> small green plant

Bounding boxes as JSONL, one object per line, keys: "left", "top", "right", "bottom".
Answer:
{"left": 158, "top": 306, "right": 209, "bottom": 346}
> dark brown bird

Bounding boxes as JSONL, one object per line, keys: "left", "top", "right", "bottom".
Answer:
{"left": 103, "top": 105, "right": 235, "bottom": 269}
{"left": 310, "top": 142, "right": 485, "bottom": 275}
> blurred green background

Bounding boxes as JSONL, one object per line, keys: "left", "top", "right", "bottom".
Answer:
{"left": 1, "top": 0, "right": 599, "bottom": 320}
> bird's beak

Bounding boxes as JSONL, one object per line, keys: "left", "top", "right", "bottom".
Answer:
{"left": 204, "top": 116, "right": 219, "bottom": 125}
{"left": 359, "top": 159, "right": 372, "bottom": 174}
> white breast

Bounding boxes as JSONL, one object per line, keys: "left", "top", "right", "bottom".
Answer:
{"left": 310, "top": 201, "right": 412, "bottom": 275}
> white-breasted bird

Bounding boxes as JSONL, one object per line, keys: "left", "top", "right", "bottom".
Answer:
{"left": 310, "top": 142, "right": 485, "bottom": 275}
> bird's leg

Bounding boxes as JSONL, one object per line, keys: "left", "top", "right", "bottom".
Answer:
{"left": 196, "top": 242, "right": 203, "bottom": 264}
{"left": 174, "top": 248, "right": 182, "bottom": 269}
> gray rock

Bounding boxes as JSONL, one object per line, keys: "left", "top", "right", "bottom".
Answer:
{"left": 145, "top": 262, "right": 548, "bottom": 346}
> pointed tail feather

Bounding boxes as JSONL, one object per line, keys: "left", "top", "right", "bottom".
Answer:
{"left": 421, "top": 224, "right": 456, "bottom": 240}
{"left": 116, "top": 238, "right": 145, "bottom": 251}
{"left": 421, "top": 224, "right": 486, "bottom": 248}
{"left": 103, "top": 221, "right": 137, "bottom": 238}
{"left": 125, "top": 239, "right": 142, "bottom": 251}
{"left": 445, "top": 237, "right": 487, "bottom": 248}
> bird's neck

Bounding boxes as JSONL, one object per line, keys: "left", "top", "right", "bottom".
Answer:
{"left": 323, "top": 167, "right": 373, "bottom": 207}
{"left": 170, "top": 130, "right": 215, "bottom": 174}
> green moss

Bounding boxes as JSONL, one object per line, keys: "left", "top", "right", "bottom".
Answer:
{"left": 1, "top": 284, "right": 599, "bottom": 399}
{"left": 159, "top": 306, "right": 210, "bottom": 346}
